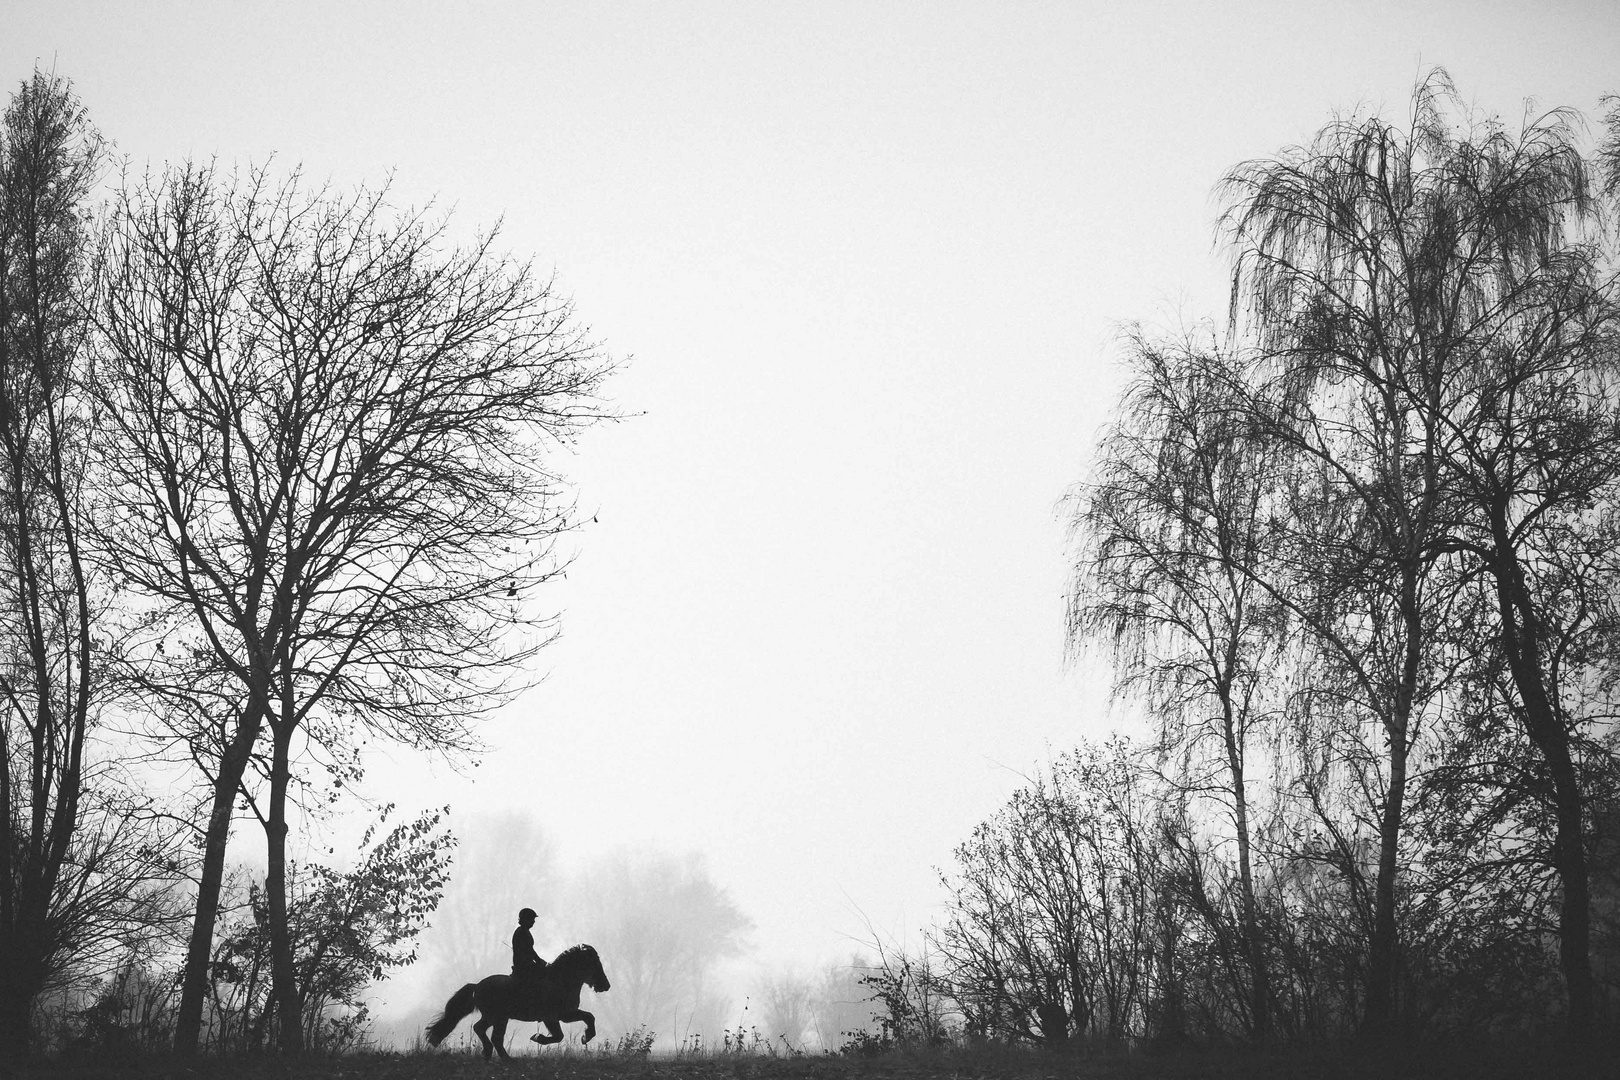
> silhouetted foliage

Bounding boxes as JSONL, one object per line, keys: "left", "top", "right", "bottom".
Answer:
{"left": 13, "top": 52, "right": 1620, "bottom": 1066}
{"left": 207, "top": 807, "right": 451, "bottom": 1053}
{"left": 936, "top": 739, "right": 1164, "bottom": 1048}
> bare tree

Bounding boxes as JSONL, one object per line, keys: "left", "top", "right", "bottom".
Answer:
{"left": 936, "top": 739, "right": 1164, "bottom": 1047}
{"left": 1428, "top": 154, "right": 1620, "bottom": 1039}
{"left": 1069, "top": 327, "right": 1283, "bottom": 1041}
{"left": 1216, "top": 72, "right": 1503, "bottom": 1035}
{"left": 95, "top": 163, "right": 610, "bottom": 1053}
{"left": 0, "top": 69, "right": 139, "bottom": 1055}
{"left": 1220, "top": 70, "right": 1618, "bottom": 1038}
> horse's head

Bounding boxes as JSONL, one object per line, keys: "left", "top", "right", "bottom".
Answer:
{"left": 555, "top": 943, "right": 611, "bottom": 994}
{"left": 581, "top": 944, "right": 611, "bottom": 993}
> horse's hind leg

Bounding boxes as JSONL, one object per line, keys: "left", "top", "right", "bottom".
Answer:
{"left": 492, "top": 1017, "right": 512, "bottom": 1061}
{"left": 473, "top": 1014, "right": 494, "bottom": 1061}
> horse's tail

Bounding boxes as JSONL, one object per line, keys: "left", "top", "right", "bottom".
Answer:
{"left": 425, "top": 982, "right": 479, "bottom": 1046}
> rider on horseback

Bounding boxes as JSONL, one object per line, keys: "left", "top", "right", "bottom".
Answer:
{"left": 512, "top": 908, "right": 547, "bottom": 1001}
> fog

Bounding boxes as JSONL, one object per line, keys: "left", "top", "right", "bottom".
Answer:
{"left": 370, "top": 812, "right": 876, "bottom": 1053}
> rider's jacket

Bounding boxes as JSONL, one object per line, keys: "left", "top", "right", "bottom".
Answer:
{"left": 512, "top": 925, "right": 544, "bottom": 976}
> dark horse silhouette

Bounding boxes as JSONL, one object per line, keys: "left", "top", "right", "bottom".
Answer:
{"left": 425, "top": 944, "right": 611, "bottom": 1061}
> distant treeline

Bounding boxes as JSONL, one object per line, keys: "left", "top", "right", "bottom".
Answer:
{"left": 863, "top": 71, "right": 1620, "bottom": 1051}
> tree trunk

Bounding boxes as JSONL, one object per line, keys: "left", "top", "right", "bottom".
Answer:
{"left": 265, "top": 721, "right": 304, "bottom": 1052}
{"left": 1363, "top": 573, "right": 1420, "bottom": 1038}
{"left": 1547, "top": 756, "right": 1594, "bottom": 1042}
{"left": 0, "top": 914, "right": 46, "bottom": 1057}
{"left": 1225, "top": 710, "right": 1269, "bottom": 1042}
{"left": 1364, "top": 740, "right": 1406, "bottom": 1037}
{"left": 0, "top": 972, "right": 33, "bottom": 1058}
{"left": 173, "top": 698, "right": 265, "bottom": 1055}
{"left": 1488, "top": 522, "right": 1594, "bottom": 1042}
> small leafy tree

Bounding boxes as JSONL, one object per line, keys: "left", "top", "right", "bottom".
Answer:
{"left": 209, "top": 806, "right": 452, "bottom": 1052}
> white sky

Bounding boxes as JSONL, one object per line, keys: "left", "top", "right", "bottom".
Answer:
{"left": 9, "top": 0, "right": 1620, "bottom": 977}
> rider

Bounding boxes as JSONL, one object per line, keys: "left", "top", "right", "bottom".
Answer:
{"left": 512, "top": 907, "right": 547, "bottom": 1001}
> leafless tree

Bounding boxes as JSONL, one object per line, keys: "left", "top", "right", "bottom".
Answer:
{"left": 94, "top": 162, "right": 611, "bottom": 1053}
{"left": 806, "top": 956, "right": 877, "bottom": 1051}
{"left": 1419, "top": 126, "right": 1619, "bottom": 1042}
{"left": 1216, "top": 71, "right": 1503, "bottom": 1035}
{"left": 935, "top": 739, "right": 1164, "bottom": 1047}
{"left": 0, "top": 70, "right": 175, "bottom": 1055}
{"left": 1069, "top": 327, "right": 1284, "bottom": 1040}
{"left": 1219, "top": 70, "right": 1620, "bottom": 1038}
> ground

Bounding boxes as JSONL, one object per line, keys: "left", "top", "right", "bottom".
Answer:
{"left": 7, "top": 1040, "right": 1620, "bottom": 1080}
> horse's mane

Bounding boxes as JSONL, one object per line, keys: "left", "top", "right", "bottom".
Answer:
{"left": 551, "top": 943, "right": 596, "bottom": 966}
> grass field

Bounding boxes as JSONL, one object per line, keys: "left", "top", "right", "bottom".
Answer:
{"left": 9, "top": 1040, "right": 1620, "bottom": 1080}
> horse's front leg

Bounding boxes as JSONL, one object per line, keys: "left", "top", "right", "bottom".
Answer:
{"left": 530, "top": 1018, "right": 564, "bottom": 1045}
{"left": 561, "top": 1009, "right": 596, "bottom": 1045}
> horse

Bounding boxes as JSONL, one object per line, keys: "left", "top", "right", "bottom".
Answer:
{"left": 425, "top": 943, "right": 611, "bottom": 1061}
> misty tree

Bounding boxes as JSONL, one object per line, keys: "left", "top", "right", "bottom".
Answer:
{"left": 1220, "top": 71, "right": 1620, "bottom": 1038}
{"left": 805, "top": 957, "right": 878, "bottom": 1051}
{"left": 94, "top": 163, "right": 610, "bottom": 1053}
{"left": 0, "top": 70, "right": 184, "bottom": 1055}
{"left": 753, "top": 967, "right": 815, "bottom": 1047}
{"left": 577, "top": 847, "right": 752, "bottom": 1043}
{"left": 1069, "top": 327, "right": 1284, "bottom": 1041}
{"left": 416, "top": 810, "right": 563, "bottom": 991}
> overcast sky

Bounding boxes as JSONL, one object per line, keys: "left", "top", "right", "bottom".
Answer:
{"left": 9, "top": 0, "right": 1620, "bottom": 981}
